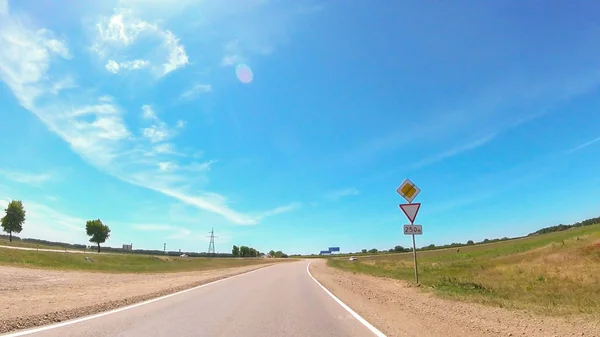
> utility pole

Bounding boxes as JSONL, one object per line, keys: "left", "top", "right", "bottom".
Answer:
{"left": 164, "top": 243, "right": 166, "bottom": 255}
{"left": 207, "top": 228, "right": 218, "bottom": 256}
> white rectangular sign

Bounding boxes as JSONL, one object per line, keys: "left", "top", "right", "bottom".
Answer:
{"left": 403, "top": 224, "right": 423, "bottom": 235}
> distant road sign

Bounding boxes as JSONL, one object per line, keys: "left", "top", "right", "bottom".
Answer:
{"left": 396, "top": 179, "right": 420, "bottom": 203}
{"left": 319, "top": 250, "right": 331, "bottom": 255}
{"left": 403, "top": 224, "right": 423, "bottom": 235}
{"left": 399, "top": 203, "right": 421, "bottom": 223}
{"left": 328, "top": 247, "right": 340, "bottom": 252}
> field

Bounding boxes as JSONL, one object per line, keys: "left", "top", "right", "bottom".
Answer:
{"left": 0, "top": 247, "right": 289, "bottom": 273}
{"left": 329, "top": 224, "right": 600, "bottom": 316}
{"left": 0, "top": 237, "right": 73, "bottom": 251}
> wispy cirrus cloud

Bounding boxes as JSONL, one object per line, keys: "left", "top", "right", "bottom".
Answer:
{"left": 0, "top": 3, "right": 299, "bottom": 226}
{"left": 180, "top": 83, "right": 212, "bottom": 100}
{"left": 566, "top": 136, "right": 600, "bottom": 154}
{"left": 410, "top": 133, "right": 497, "bottom": 169}
{"left": 325, "top": 188, "right": 359, "bottom": 201}
{"left": 92, "top": 8, "right": 188, "bottom": 77}
{"left": 0, "top": 168, "right": 53, "bottom": 187}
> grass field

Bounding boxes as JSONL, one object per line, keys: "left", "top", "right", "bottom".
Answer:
{"left": 0, "top": 238, "right": 74, "bottom": 251}
{"left": 329, "top": 224, "right": 600, "bottom": 316}
{"left": 0, "top": 247, "right": 290, "bottom": 273}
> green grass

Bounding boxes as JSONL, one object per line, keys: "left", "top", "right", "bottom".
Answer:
{"left": 0, "top": 238, "right": 74, "bottom": 251}
{"left": 0, "top": 247, "right": 291, "bottom": 273}
{"left": 329, "top": 224, "right": 600, "bottom": 316}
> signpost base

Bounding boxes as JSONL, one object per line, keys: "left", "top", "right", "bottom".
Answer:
{"left": 412, "top": 233, "right": 419, "bottom": 284}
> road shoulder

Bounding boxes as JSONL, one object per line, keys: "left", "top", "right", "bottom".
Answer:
{"left": 0, "top": 264, "right": 274, "bottom": 334}
{"left": 309, "top": 259, "right": 599, "bottom": 337}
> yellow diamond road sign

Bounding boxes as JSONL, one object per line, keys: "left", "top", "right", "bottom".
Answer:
{"left": 396, "top": 179, "right": 420, "bottom": 203}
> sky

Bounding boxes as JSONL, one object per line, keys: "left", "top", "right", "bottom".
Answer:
{"left": 1, "top": 0, "right": 600, "bottom": 255}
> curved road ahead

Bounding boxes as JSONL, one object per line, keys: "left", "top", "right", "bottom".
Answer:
{"left": 3, "top": 261, "right": 385, "bottom": 337}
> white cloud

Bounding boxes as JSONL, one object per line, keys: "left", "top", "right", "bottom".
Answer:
{"left": 0, "top": 169, "right": 53, "bottom": 186}
{"left": 180, "top": 84, "right": 212, "bottom": 100}
{"left": 93, "top": 8, "right": 188, "bottom": 76}
{"left": 105, "top": 60, "right": 120, "bottom": 73}
{"left": 141, "top": 104, "right": 157, "bottom": 119}
{"left": 142, "top": 124, "right": 169, "bottom": 143}
{"left": 50, "top": 76, "right": 77, "bottom": 94}
{"left": 43, "top": 39, "right": 72, "bottom": 59}
{"left": 255, "top": 202, "right": 302, "bottom": 219}
{"left": 325, "top": 188, "right": 359, "bottom": 201}
{"left": 153, "top": 143, "right": 176, "bottom": 154}
{"left": 176, "top": 120, "right": 187, "bottom": 128}
{"left": 158, "top": 161, "right": 177, "bottom": 172}
{"left": 566, "top": 136, "right": 600, "bottom": 154}
{"left": 121, "top": 59, "right": 150, "bottom": 70}
{"left": 140, "top": 105, "right": 173, "bottom": 143}
{"left": 0, "top": 1, "right": 300, "bottom": 227}
{"left": 105, "top": 59, "right": 149, "bottom": 74}
{"left": 161, "top": 30, "right": 189, "bottom": 75}
{"left": 180, "top": 160, "right": 216, "bottom": 172}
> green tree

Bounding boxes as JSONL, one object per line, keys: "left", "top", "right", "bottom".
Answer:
{"left": 85, "top": 219, "right": 111, "bottom": 253}
{"left": 361, "top": 249, "right": 367, "bottom": 254}
{"left": 467, "top": 240, "right": 474, "bottom": 245}
{"left": 1, "top": 200, "right": 26, "bottom": 242}
{"left": 368, "top": 248, "right": 378, "bottom": 254}
{"left": 394, "top": 245, "right": 405, "bottom": 252}
{"left": 268, "top": 250, "right": 276, "bottom": 257}
{"left": 239, "top": 245, "right": 250, "bottom": 257}
{"left": 232, "top": 245, "right": 239, "bottom": 257}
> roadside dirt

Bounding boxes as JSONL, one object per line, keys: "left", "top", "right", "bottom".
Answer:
{"left": 0, "top": 263, "right": 274, "bottom": 334}
{"left": 309, "top": 259, "right": 599, "bottom": 337}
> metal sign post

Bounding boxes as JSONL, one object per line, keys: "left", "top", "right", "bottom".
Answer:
{"left": 397, "top": 179, "right": 423, "bottom": 284}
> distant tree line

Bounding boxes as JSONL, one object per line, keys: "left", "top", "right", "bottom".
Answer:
{"left": 230, "top": 245, "right": 289, "bottom": 258}
{"left": 268, "top": 250, "right": 288, "bottom": 258}
{"left": 231, "top": 245, "right": 263, "bottom": 257}
{"left": 528, "top": 216, "right": 600, "bottom": 236}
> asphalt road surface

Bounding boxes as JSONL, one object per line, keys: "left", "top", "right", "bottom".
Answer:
{"left": 4, "top": 261, "right": 384, "bottom": 337}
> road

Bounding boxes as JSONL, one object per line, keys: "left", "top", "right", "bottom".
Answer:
{"left": 2, "top": 260, "right": 384, "bottom": 337}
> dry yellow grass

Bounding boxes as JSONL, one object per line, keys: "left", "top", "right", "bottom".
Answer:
{"left": 330, "top": 224, "right": 600, "bottom": 316}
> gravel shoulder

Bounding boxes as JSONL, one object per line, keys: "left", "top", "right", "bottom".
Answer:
{"left": 0, "top": 263, "right": 275, "bottom": 334}
{"left": 309, "top": 259, "right": 599, "bottom": 337}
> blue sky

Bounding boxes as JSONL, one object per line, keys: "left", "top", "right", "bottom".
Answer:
{"left": 1, "top": 0, "right": 600, "bottom": 255}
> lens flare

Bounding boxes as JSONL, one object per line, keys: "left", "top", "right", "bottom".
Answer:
{"left": 235, "top": 64, "right": 254, "bottom": 84}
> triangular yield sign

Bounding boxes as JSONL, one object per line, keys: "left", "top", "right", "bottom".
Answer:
{"left": 399, "top": 203, "right": 421, "bottom": 223}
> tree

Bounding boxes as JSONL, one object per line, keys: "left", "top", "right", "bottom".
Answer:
{"left": 1, "top": 200, "right": 26, "bottom": 242}
{"left": 368, "top": 248, "right": 378, "bottom": 254}
{"left": 361, "top": 249, "right": 367, "bottom": 254}
{"left": 85, "top": 219, "right": 111, "bottom": 253}
{"left": 239, "top": 245, "right": 250, "bottom": 257}
{"left": 467, "top": 240, "right": 474, "bottom": 245}
{"left": 268, "top": 250, "right": 276, "bottom": 257}
{"left": 232, "top": 245, "right": 239, "bottom": 257}
{"left": 394, "top": 245, "right": 405, "bottom": 252}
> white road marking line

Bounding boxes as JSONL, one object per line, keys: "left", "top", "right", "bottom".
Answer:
{"left": 306, "top": 262, "right": 388, "bottom": 337}
{"left": 1, "top": 265, "right": 275, "bottom": 337}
